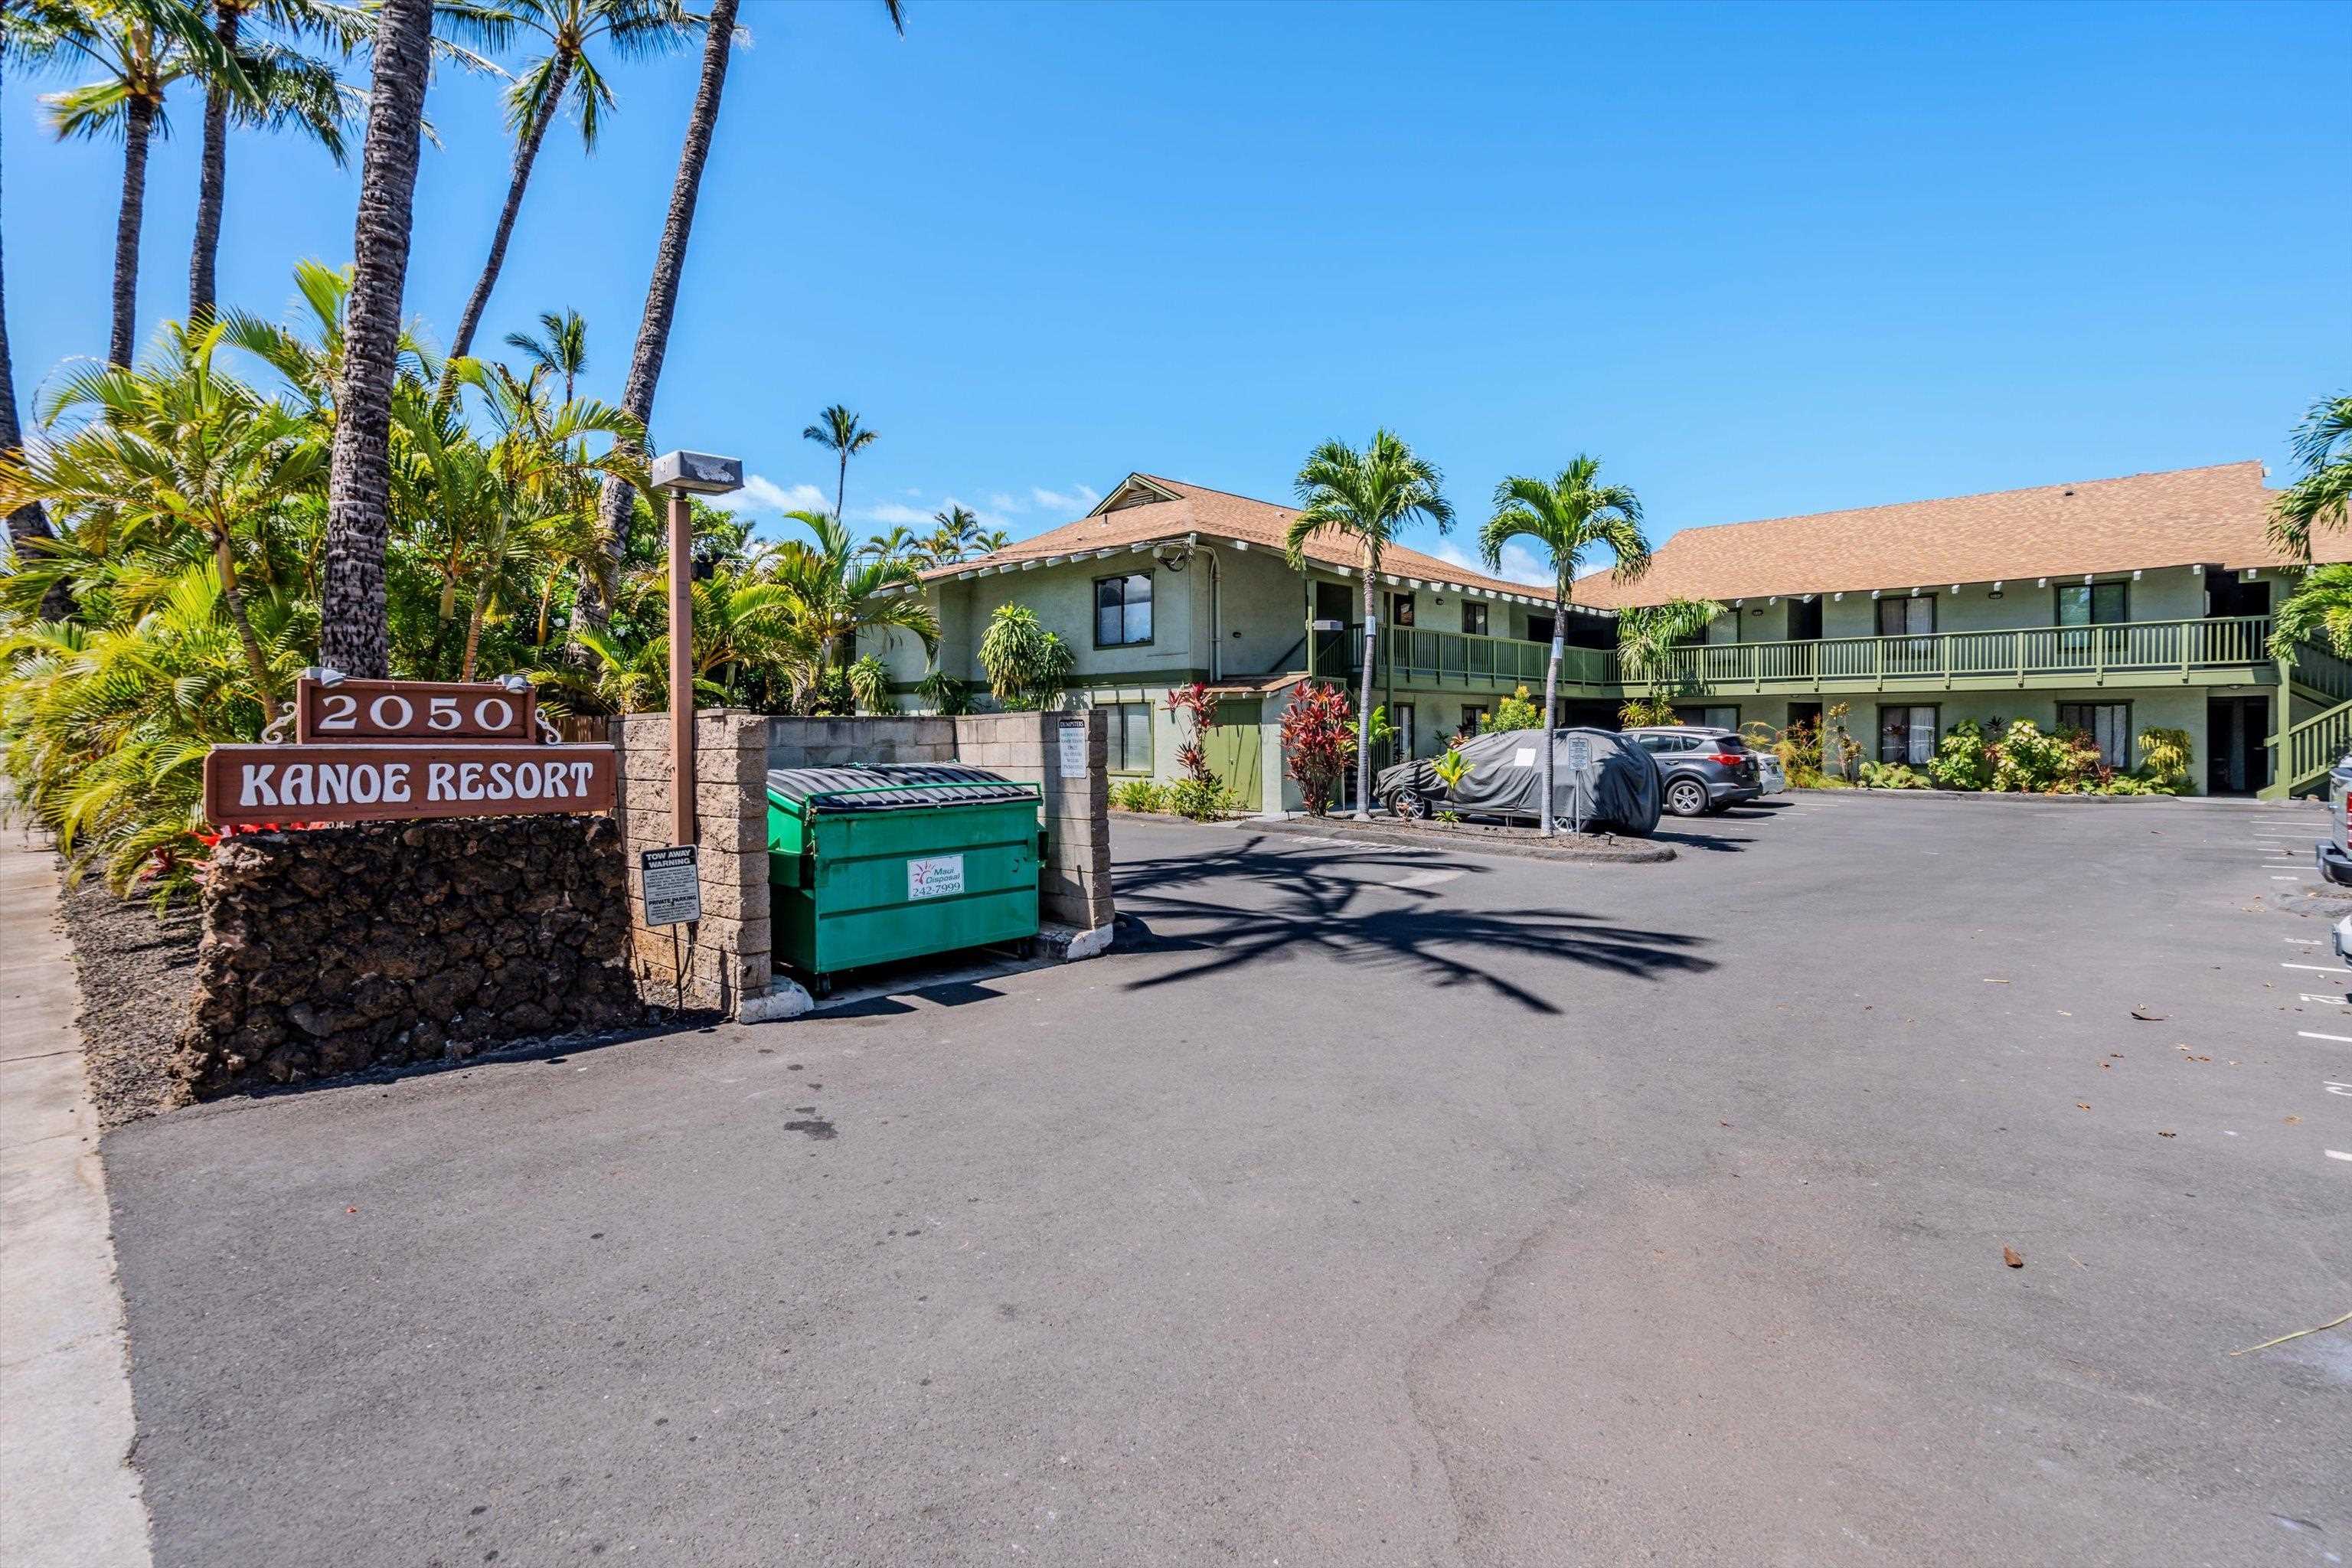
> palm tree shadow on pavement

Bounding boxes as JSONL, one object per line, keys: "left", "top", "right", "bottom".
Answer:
{"left": 1112, "top": 834, "right": 1713, "bottom": 1016}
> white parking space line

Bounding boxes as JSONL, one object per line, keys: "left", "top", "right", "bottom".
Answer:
{"left": 2298, "top": 994, "right": 2352, "bottom": 1004}
{"left": 2287, "top": 936, "right": 2323, "bottom": 943}
{"left": 2272, "top": 875, "right": 2307, "bottom": 880}
{"left": 2328, "top": 1150, "right": 2352, "bottom": 1163}
{"left": 2297, "top": 1031, "right": 2352, "bottom": 1043}
{"left": 2283, "top": 962, "right": 2347, "bottom": 972}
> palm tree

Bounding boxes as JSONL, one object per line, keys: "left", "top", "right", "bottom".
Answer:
{"left": 2272, "top": 563, "right": 2352, "bottom": 660}
{"left": 443, "top": 0, "right": 697, "bottom": 376}
{"left": 802, "top": 403, "right": 876, "bottom": 522}
{"left": 765, "top": 507, "right": 937, "bottom": 707}
{"left": 854, "top": 523, "right": 919, "bottom": 567}
{"left": 1283, "top": 431, "right": 1455, "bottom": 820}
{"left": 2270, "top": 392, "right": 2352, "bottom": 560}
{"left": 502, "top": 306, "right": 588, "bottom": 403}
{"left": 39, "top": 0, "right": 247, "bottom": 365}
{"left": 188, "top": 0, "right": 365, "bottom": 323}
{"left": 590, "top": 0, "right": 904, "bottom": 629}
{"left": 0, "top": 15, "right": 67, "bottom": 579}
{"left": 1480, "top": 456, "right": 1649, "bottom": 836}
{"left": 921, "top": 503, "right": 982, "bottom": 565}
{"left": 318, "top": 0, "right": 437, "bottom": 678}
{"left": 0, "top": 321, "right": 321, "bottom": 704}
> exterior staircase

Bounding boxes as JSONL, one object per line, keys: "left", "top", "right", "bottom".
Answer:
{"left": 2262, "top": 640, "right": 2352, "bottom": 799}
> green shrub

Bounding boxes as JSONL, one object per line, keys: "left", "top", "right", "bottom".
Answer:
{"left": 1859, "top": 760, "right": 1930, "bottom": 789}
{"left": 1168, "top": 777, "right": 1238, "bottom": 821}
{"left": 1485, "top": 685, "right": 1545, "bottom": 733}
{"left": 2135, "top": 726, "right": 2194, "bottom": 793}
{"left": 1112, "top": 778, "right": 1168, "bottom": 813}
{"left": 1992, "top": 719, "right": 2101, "bottom": 792}
{"left": 1927, "top": 718, "right": 1997, "bottom": 790}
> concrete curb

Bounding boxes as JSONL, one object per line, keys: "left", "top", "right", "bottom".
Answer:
{"left": 1246, "top": 815, "right": 1677, "bottom": 863}
{"left": 0, "top": 830, "right": 154, "bottom": 1567}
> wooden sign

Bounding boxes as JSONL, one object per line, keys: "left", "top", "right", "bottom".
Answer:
{"left": 295, "top": 676, "right": 538, "bottom": 744}
{"left": 203, "top": 743, "right": 616, "bottom": 827}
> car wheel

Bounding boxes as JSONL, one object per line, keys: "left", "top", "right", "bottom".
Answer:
{"left": 1664, "top": 778, "right": 1709, "bottom": 817}
{"left": 1391, "top": 789, "right": 1426, "bottom": 821}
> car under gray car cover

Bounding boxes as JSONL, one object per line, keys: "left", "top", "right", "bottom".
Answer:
{"left": 1373, "top": 726, "right": 1662, "bottom": 835}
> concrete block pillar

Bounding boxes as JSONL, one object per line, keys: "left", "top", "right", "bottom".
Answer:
{"left": 952, "top": 710, "right": 1114, "bottom": 935}
{"left": 614, "top": 709, "right": 777, "bottom": 1016}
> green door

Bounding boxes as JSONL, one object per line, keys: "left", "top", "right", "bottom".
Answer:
{"left": 1208, "top": 698, "right": 1263, "bottom": 812}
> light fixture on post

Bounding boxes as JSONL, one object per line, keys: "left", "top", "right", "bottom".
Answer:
{"left": 650, "top": 449, "right": 745, "bottom": 848}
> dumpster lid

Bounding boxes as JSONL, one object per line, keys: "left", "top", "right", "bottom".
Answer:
{"left": 765, "top": 764, "right": 1037, "bottom": 812}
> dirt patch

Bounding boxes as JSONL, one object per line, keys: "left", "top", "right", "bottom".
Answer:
{"left": 58, "top": 872, "right": 198, "bottom": 1127}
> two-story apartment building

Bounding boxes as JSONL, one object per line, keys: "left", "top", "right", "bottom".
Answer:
{"left": 864, "top": 462, "right": 2350, "bottom": 807}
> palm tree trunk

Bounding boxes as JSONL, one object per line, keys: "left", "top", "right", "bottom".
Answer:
{"left": 0, "top": 60, "right": 61, "bottom": 610}
{"left": 212, "top": 529, "right": 276, "bottom": 707}
{"left": 109, "top": 94, "right": 158, "bottom": 368}
{"left": 835, "top": 451, "right": 846, "bottom": 522}
{"left": 443, "top": 49, "right": 574, "bottom": 377}
{"left": 1540, "top": 588, "right": 1563, "bottom": 838}
{"left": 459, "top": 595, "right": 487, "bottom": 681}
{"left": 188, "top": 3, "right": 239, "bottom": 323}
{"left": 318, "top": 0, "right": 436, "bottom": 680}
{"left": 1354, "top": 564, "right": 1376, "bottom": 819}
{"left": 588, "top": 0, "right": 740, "bottom": 630}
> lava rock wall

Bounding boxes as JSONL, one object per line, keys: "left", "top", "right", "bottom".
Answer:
{"left": 178, "top": 816, "right": 637, "bottom": 1097}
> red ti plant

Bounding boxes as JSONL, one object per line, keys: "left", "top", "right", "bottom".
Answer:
{"left": 1164, "top": 681, "right": 1220, "bottom": 786}
{"left": 1279, "top": 680, "right": 1357, "bottom": 815}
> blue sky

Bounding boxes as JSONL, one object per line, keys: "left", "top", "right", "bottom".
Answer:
{"left": 6, "top": 0, "right": 2347, "bottom": 583}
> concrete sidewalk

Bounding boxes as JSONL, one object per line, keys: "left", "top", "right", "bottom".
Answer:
{"left": 0, "top": 827, "right": 151, "bottom": 1567}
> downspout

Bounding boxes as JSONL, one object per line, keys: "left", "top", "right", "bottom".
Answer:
{"left": 1177, "top": 531, "right": 1220, "bottom": 682}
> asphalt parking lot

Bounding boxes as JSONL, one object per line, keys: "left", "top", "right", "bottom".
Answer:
{"left": 103, "top": 793, "right": 2352, "bottom": 1566}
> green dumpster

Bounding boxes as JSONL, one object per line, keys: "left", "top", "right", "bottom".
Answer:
{"left": 766, "top": 765, "right": 1043, "bottom": 992}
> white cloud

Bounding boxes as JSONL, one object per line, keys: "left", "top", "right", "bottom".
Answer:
{"left": 987, "top": 492, "right": 1024, "bottom": 513}
{"left": 1031, "top": 483, "right": 1099, "bottom": 515}
{"left": 1426, "top": 537, "right": 1553, "bottom": 588}
{"left": 858, "top": 501, "right": 936, "bottom": 528}
{"left": 724, "top": 475, "right": 828, "bottom": 515}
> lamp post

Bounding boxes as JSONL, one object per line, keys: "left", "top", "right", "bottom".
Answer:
{"left": 648, "top": 449, "right": 744, "bottom": 846}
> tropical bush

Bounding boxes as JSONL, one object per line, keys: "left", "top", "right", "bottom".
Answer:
{"left": 1858, "top": 760, "right": 1930, "bottom": 789}
{"left": 1618, "top": 695, "right": 1679, "bottom": 728}
{"left": 1485, "top": 684, "right": 1544, "bottom": 733}
{"left": 1928, "top": 718, "right": 1998, "bottom": 791}
{"left": 1112, "top": 777, "right": 1168, "bottom": 813}
{"left": 1991, "top": 720, "right": 2102, "bottom": 793}
{"left": 1279, "top": 680, "right": 1357, "bottom": 815}
{"left": 1168, "top": 776, "right": 1240, "bottom": 822}
{"left": 976, "top": 603, "right": 1073, "bottom": 711}
{"left": 2135, "top": 727, "right": 2194, "bottom": 793}
{"left": 1432, "top": 746, "right": 1472, "bottom": 792}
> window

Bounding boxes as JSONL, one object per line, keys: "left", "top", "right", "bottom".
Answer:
{"left": 2056, "top": 581, "right": 2127, "bottom": 626}
{"left": 1104, "top": 701, "right": 1154, "bottom": 774}
{"left": 1393, "top": 703, "right": 1416, "bottom": 759}
{"left": 1526, "top": 612, "right": 1557, "bottom": 646}
{"left": 1877, "top": 596, "right": 1936, "bottom": 636}
{"left": 1388, "top": 591, "right": 1416, "bottom": 629}
{"left": 1462, "top": 603, "right": 1489, "bottom": 637}
{"left": 2057, "top": 702, "right": 2131, "bottom": 767}
{"left": 1879, "top": 704, "right": 1937, "bottom": 764}
{"left": 1462, "top": 704, "right": 1488, "bottom": 735}
{"left": 1787, "top": 599, "right": 1823, "bottom": 641}
{"left": 1697, "top": 706, "right": 1739, "bottom": 731}
{"left": 1094, "top": 573, "right": 1153, "bottom": 647}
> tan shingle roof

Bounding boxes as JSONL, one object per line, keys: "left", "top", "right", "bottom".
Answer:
{"left": 915, "top": 474, "right": 1557, "bottom": 601}
{"left": 1570, "top": 460, "right": 2312, "bottom": 608}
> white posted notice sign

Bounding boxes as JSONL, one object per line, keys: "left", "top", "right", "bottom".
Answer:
{"left": 1057, "top": 717, "right": 1089, "bottom": 776}
{"left": 908, "top": 853, "right": 966, "bottom": 900}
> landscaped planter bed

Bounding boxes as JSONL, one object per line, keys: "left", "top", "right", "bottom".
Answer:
{"left": 1792, "top": 786, "right": 2184, "bottom": 804}
{"left": 1251, "top": 814, "right": 1675, "bottom": 862}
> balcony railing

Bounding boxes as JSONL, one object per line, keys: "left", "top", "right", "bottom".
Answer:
{"left": 1626, "top": 616, "right": 2275, "bottom": 692}
{"left": 1342, "top": 626, "right": 1617, "bottom": 691}
{"left": 1318, "top": 616, "right": 2277, "bottom": 697}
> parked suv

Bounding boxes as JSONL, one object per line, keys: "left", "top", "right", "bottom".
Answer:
{"left": 1624, "top": 727, "right": 1763, "bottom": 816}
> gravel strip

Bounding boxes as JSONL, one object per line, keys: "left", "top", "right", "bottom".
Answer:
{"left": 58, "top": 871, "right": 197, "bottom": 1128}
